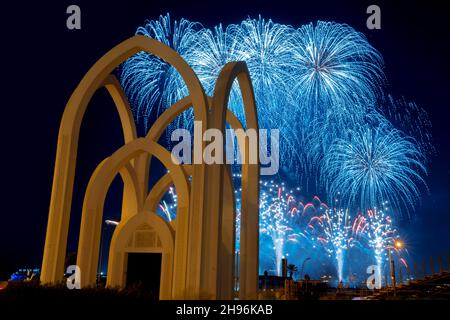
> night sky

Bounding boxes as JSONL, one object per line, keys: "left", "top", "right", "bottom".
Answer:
{"left": 1, "top": 0, "right": 449, "bottom": 276}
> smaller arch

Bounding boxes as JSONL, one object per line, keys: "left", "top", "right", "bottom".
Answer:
{"left": 144, "top": 165, "right": 192, "bottom": 214}
{"left": 107, "top": 210, "right": 174, "bottom": 299}
{"left": 133, "top": 97, "right": 193, "bottom": 199}
{"left": 76, "top": 138, "right": 190, "bottom": 292}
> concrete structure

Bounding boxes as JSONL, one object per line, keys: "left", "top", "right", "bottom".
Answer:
{"left": 41, "top": 36, "right": 260, "bottom": 299}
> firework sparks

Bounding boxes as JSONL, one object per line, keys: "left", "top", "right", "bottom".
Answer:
{"left": 309, "top": 207, "right": 354, "bottom": 282}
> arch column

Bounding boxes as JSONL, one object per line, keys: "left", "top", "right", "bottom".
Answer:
{"left": 211, "top": 62, "right": 260, "bottom": 300}
{"left": 218, "top": 165, "right": 236, "bottom": 299}
{"left": 103, "top": 75, "right": 146, "bottom": 221}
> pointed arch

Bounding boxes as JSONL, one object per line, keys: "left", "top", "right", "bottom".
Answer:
{"left": 41, "top": 35, "right": 208, "bottom": 284}
{"left": 76, "top": 138, "right": 189, "bottom": 295}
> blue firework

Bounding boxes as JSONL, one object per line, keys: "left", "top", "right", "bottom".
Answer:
{"left": 120, "top": 14, "right": 201, "bottom": 129}
{"left": 233, "top": 17, "right": 295, "bottom": 117}
{"left": 380, "top": 95, "right": 435, "bottom": 160}
{"left": 120, "top": 15, "right": 431, "bottom": 220}
{"left": 183, "top": 23, "right": 245, "bottom": 123}
{"left": 292, "top": 21, "right": 386, "bottom": 177}
{"left": 231, "top": 17, "right": 306, "bottom": 175}
{"left": 308, "top": 207, "right": 354, "bottom": 282}
{"left": 292, "top": 21, "right": 385, "bottom": 119}
{"left": 358, "top": 209, "right": 397, "bottom": 284}
{"left": 321, "top": 123, "right": 427, "bottom": 214}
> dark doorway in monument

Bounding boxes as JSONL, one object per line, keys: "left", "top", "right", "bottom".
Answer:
{"left": 126, "top": 252, "right": 162, "bottom": 299}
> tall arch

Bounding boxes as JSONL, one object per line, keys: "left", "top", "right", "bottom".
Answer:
{"left": 133, "top": 59, "right": 260, "bottom": 299}
{"left": 42, "top": 35, "right": 260, "bottom": 300}
{"left": 41, "top": 36, "right": 208, "bottom": 284}
{"left": 139, "top": 93, "right": 254, "bottom": 298}
{"left": 211, "top": 62, "right": 260, "bottom": 300}
{"left": 116, "top": 61, "right": 259, "bottom": 299}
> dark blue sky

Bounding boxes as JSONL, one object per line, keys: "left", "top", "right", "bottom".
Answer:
{"left": 0, "top": 0, "right": 449, "bottom": 275}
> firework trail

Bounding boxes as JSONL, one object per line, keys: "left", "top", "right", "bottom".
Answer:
{"left": 157, "top": 177, "right": 407, "bottom": 284}
{"left": 308, "top": 207, "right": 354, "bottom": 282}
{"left": 355, "top": 208, "right": 411, "bottom": 286}
{"left": 352, "top": 208, "right": 396, "bottom": 285}
{"left": 259, "top": 182, "right": 303, "bottom": 276}
{"left": 380, "top": 95, "right": 435, "bottom": 160}
{"left": 234, "top": 176, "right": 305, "bottom": 275}
{"left": 157, "top": 185, "right": 178, "bottom": 221}
{"left": 159, "top": 174, "right": 312, "bottom": 276}
{"left": 234, "top": 174, "right": 334, "bottom": 277}
{"left": 322, "top": 123, "right": 427, "bottom": 215}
